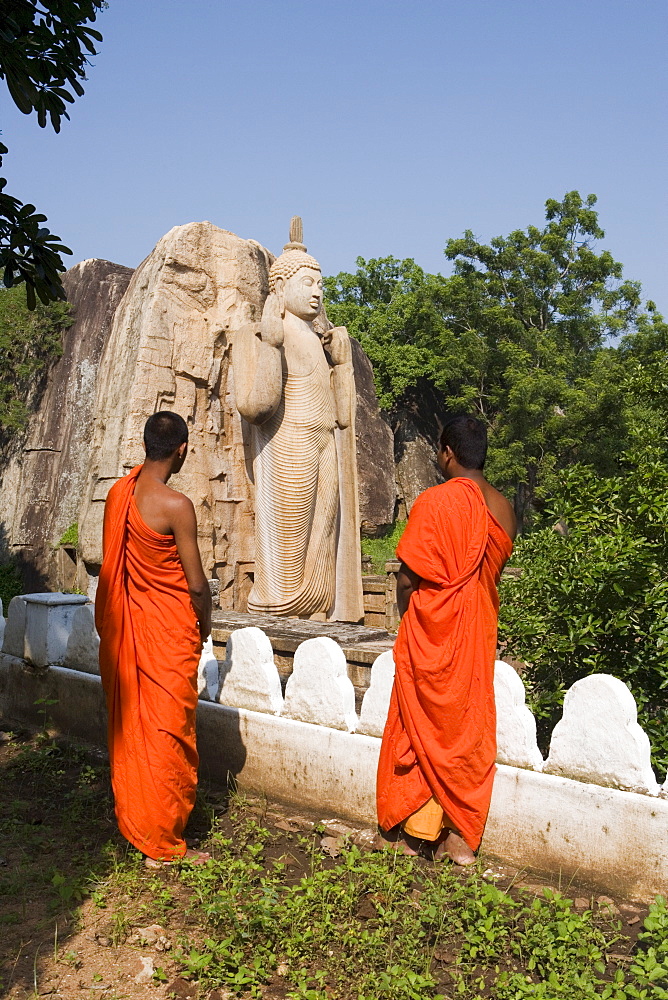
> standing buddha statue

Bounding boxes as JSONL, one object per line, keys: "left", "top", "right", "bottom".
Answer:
{"left": 234, "top": 218, "right": 363, "bottom": 622}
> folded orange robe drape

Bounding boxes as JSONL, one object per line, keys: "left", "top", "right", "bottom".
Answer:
{"left": 95, "top": 466, "right": 201, "bottom": 861}
{"left": 377, "top": 477, "right": 513, "bottom": 851}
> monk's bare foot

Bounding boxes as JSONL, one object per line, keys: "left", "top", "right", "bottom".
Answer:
{"left": 144, "top": 849, "right": 211, "bottom": 869}
{"left": 181, "top": 849, "right": 211, "bottom": 865}
{"left": 372, "top": 828, "right": 421, "bottom": 857}
{"left": 144, "top": 855, "right": 169, "bottom": 869}
{"left": 434, "top": 830, "right": 476, "bottom": 866}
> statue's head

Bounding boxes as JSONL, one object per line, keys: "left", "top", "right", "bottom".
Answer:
{"left": 269, "top": 217, "right": 323, "bottom": 321}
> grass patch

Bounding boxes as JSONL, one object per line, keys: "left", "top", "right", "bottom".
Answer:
{"left": 56, "top": 523, "right": 78, "bottom": 548}
{"left": 361, "top": 520, "right": 407, "bottom": 573}
{"left": 172, "top": 809, "right": 668, "bottom": 999}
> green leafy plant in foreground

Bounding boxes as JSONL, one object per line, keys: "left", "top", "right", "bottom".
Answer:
{"left": 172, "top": 817, "right": 658, "bottom": 1000}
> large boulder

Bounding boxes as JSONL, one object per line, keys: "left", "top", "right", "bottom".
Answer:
{"left": 0, "top": 259, "right": 133, "bottom": 590}
{"left": 393, "top": 380, "right": 448, "bottom": 514}
{"left": 0, "top": 224, "right": 394, "bottom": 602}
{"left": 350, "top": 338, "right": 396, "bottom": 534}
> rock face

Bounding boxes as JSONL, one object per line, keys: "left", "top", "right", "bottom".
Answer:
{"left": 0, "top": 259, "right": 133, "bottom": 590}
{"left": 350, "top": 339, "right": 396, "bottom": 534}
{"left": 393, "top": 380, "right": 448, "bottom": 514}
{"left": 78, "top": 223, "right": 271, "bottom": 607}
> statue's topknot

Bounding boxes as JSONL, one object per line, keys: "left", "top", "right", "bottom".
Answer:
{"left": 268, "top": 216, "right": 320, "bottom": 292}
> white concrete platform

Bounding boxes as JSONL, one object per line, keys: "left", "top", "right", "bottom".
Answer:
{"left": 2, "top": 654, "right": 667, "bottom": 900}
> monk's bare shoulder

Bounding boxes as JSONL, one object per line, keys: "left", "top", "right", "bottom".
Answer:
{"left": 163, "top": 488, "right": 196, "bottom": 524}
{"left": 480, "top": 481, "right": 516, "bottom": 540}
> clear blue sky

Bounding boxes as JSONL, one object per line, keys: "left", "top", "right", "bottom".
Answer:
{"left": 2, "top": 0, "right": 667, "bottom": 311}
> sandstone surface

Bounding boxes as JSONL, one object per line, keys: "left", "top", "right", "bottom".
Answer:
{"left": 77, "top": 221, "right": 392, "bottom": 611}
{"left": 0, "top": 224, "right": 394, "bottom": 604}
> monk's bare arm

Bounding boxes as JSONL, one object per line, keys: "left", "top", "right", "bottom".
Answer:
{"left": 397, "top": 562, "right": 421, "bottom": 618}
{"left": 170, "top": 495, "right": 212, "bottom": 641}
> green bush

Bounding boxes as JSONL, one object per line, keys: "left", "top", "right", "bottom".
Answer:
{"left": 499, "top": 450, "right": 668, "bottom": 776}
{"left": 0, "top": 561, "right": 23, "bottom": 610}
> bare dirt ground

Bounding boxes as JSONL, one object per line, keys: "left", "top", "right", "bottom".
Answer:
{"left": 0, "top": 720, "right": 648, "bottom": 1000}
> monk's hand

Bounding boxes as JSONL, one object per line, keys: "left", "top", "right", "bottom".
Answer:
{"left": 325, "top": 326, "right": 352, "bottom": 366}
{"left": 260, "top": 293, "right": 284, "bottom": 349}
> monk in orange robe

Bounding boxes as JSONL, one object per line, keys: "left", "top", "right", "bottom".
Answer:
{"left": 377, "top": 415, "right": 515, "bottom": 864}
{"left": 96, "top": 411, "right": 212, "bottom": 866}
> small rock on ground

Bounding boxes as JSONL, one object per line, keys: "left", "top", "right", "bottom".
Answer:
{"left": 131, "top": 955, "right": 155, "bottom": 984}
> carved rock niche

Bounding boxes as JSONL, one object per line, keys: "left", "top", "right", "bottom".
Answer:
{"left": 77, "top": 222, "right": 274, "bottom": 609}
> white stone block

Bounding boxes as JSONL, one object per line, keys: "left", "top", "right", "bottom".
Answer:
{"left": 23, "top": 593, "right": 90, "bottom": 668}
{"left": 494, "top": 660, "right": 543, "bottom": 770}
{"left": 283, "top": 636, "right": 357, "bottom": 732}
{"left": 64, "top": 604, "right": 100, "bottom": 674}
{"left": 2, "top": 595, "right": 28, "bottom": 658}
{"left": 218, "top": 627, "right": 283, "bottom": 715}
{"left": 198, "top": 635, "right": 220, "bottom": 702}
{"left": 358, "top": 650, "right": 395, "bottom": 737}
{"left": 544, "top": 674, "right": 659, "bottom": 795}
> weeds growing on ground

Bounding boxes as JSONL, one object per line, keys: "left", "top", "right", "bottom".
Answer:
{"left": 170, "top": 811, "right": 667, "bottom": 999}
{"left": 1, "top": 728, "right": 665, "bottom": 1000}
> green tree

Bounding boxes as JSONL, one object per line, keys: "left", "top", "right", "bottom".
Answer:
{"left": 0, "top": 1, "right": 104, "bottom": 307}
{"left": 325, "top": 192, "right": 650, "bottom": 525}
{"left": 0, "top": 284, "right": 71, "bottom": 435}
{"left": 499, "top": 449, "right": 668, "bottom": 776}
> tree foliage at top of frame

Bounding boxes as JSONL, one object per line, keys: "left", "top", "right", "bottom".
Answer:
{"left": 0, "top": 1, "right": 105, "bottom": 307}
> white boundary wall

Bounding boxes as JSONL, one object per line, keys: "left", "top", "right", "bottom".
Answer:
{"left": 2, "top": 594, "right": 667, "bottom": 900}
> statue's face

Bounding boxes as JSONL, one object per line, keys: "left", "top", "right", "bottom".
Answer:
{"left": 282, "top": 267, "right": 323, "bottom": 321}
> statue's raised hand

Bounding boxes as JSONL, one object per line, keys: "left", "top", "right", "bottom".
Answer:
{"left": 260, "top": 292, "right": 284, "bottom": 349}
{"left": 323, "top": 326, "right": 352, "bottom": 366}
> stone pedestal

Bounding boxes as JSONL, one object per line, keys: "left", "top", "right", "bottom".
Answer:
{"left": 23, "top": 594, "right": 90, "bottom": 668}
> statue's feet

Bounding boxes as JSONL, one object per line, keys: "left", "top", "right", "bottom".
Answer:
{"left": 372, "top": 826, "right": 422, "bottom": 857}
{"left": 434, "top": 829, "right": 476, "bottom": 866}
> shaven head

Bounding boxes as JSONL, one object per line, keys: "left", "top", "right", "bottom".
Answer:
{"left": 439, "top": 415, "right": 487, "bottom": 470}
{"left": 143, "top": 411, "right": 188, "bottom": 461}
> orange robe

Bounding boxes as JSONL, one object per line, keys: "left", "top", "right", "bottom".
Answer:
{"left": 95, "top": 466, "right": 202, "bottom": 861}
{"left": 377, "top": 477, "right": 513, "bottom": 851}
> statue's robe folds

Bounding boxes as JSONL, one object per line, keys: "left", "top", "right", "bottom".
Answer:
{"left": 95, "top": 466, "right": 201, "bottom": 861}
{"left": 250, "top": 358, "right": 339, "bottom": 615}
{"left": 376, "top": 478, "right": 513, "bottom": 851}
